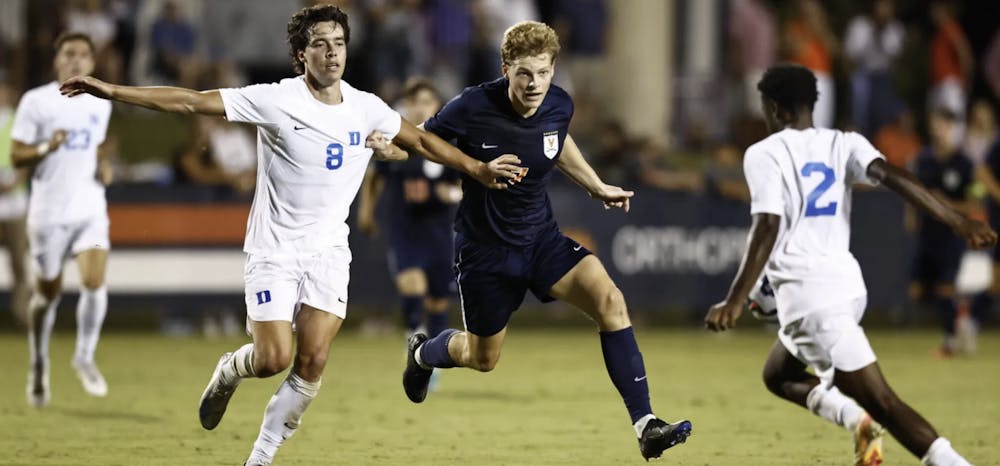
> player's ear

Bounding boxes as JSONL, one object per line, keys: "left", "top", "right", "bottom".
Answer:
{"left": 297, "top": 49, "right": 306, "bottom": 68}
{"left": 500, "top": 62, "right": 508, "bottom": 78}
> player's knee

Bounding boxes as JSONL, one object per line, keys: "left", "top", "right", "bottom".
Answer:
{"left": 255, "top": 346, "right": 293, "bottom": 377}
{"left": 80, "top": 275, "right": 105, "bottom": 290}
{"left": 596, "top": 286, "right": 629, "bottom": 329}
{"left": 294, "top": 346, "right": 329, "bottom": 380}
{"left": 468, "top": 352, "right": 499, "bottom": 372}
{"left": 761, "top": 366, "right": 784, "bottom": 396}
{"left": 396, "top": 269, "right": 427, "bottom": 295}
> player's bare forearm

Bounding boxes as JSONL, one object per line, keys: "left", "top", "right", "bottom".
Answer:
{"left": 868, "top": 159, "right": 964, "bottom": 229}
{"left": 555, "top": 134, "right": 604, "bottom": 194}
{"left": 10, "top": 140, "right": 48, "bottom": 167}
{"left": 60, "top": 76, "right": 225, "bottom": 115}
{"left": 394, "top": 119, "right": 520, "bottom": 189}
{"left": 724, "top": 214, "right": 779, "bottom": 305}
{"left": 870, "top": 159, "right": 997, "bottom": 248}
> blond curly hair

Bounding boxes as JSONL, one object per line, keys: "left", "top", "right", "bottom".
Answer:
{"left": 501, "top": 21, "right": 561, "bottom": 65}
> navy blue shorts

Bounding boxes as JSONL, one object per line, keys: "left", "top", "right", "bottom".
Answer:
{"left": 389, "top": 230, "right": 454, "bottom": 298}
{"left": 454, "top": 227, "right": 591, "bottom": 337}
{"left": 911, "top": 238, "right": 964, "bottom": 288}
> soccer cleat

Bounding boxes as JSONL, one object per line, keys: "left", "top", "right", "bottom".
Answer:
{"left": 26, "top": 360, "right": 50, "bottom": 408}
{"left": 638, "top": 418, "right": 692, "bottom": 461}
{"left": 854, "top": 414, "right": 884, "bottom": 466}
{"left": 402, "top": 333, "right": 432, "bottom": 403}
{"left": 198, "top": 352, "right": 241, "bottom": 430}
{"left": 72, "top": 360, "right": 108, "bottom": 397}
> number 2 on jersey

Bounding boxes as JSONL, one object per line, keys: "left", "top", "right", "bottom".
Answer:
{"left": 801, "top": 162, "right": 838, "bottom": 217}
{"left": 326, "top": 143, "right": 343, "bottom": 170}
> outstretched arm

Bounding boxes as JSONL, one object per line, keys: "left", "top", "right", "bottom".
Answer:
{"left": 392, "top": 118, "right": 521, "bottom": 190}
{"left": 868, "top": 158, "right": 996, "bottom": 248}
{"left": 556, "top": 134, "right": 635, "bottom": 211}
{"left": 705, "top": 213, "right": 780, "bottom": 332}
{"left": 60, "top": 76, "right": 225, "bottom": 116}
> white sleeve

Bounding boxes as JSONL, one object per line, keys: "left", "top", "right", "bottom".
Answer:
{"left": 845, "top": 132, "right": 885, "bottom": 186}
{"left": 9, "top": 93, "right": 41, "bottom": 144}
{"left": 744, "top": 146, "right": 784, "bottom": 216}
{"left": 219, "top": 83, "right": 282, "bottom": 125}
{"left": 366, "top": 94, "right": 402, "bottom": 140}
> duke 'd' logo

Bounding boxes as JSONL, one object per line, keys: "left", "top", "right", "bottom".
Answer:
{"left": 543, "top": 131, "right": 559, "bottom": 159}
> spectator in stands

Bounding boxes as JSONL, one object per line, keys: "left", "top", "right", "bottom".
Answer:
{"left": 470, "top": 0, "right": 539, "bottom": 84}
{"left": 875, "top": 106, "right": 923, "bottom": 169}
{"left": 728, "top": 0, "right": 776, "bottom": 118}
{"left": 963, "top": 99, "right": 998, "bottom": 166}
{"left": 368, "top": 0, "right": 430, "bottom": 101}
{"left": 634, "top": 139, "right": 704, "bottom": 193}
{"left": 590, "top": 120, "right": 641, "bottom": 188}
{"left": 782, "top": 0, "right": 838, "bottom": 128}
{"left": 705, "top": 144, "right": 748, "bottom": 203}
{"left": 425, "top": 0, "right": 474, "bottom": 98}
{"left": 65, "top": 0, "right": 123, "bottom": 83}
{"left": 0, "top": 81, "right": 29, "bottom": 327}
{"left": 911, "top": 108, "right": 976, "bottom": 357}
{"left": 928, "top": 0, "right": 974, "bottom": 120}
{"left": 150, "top": 1, "right": 201, "bottom": 87}
{"left": 176, "top": 115, "right": 256, "bottom": 199}
{"left": 843, "top": 0, "right": 904, "bottom": 137}
{"left": 553, "top": 0, "right": 608, "bottom": 104}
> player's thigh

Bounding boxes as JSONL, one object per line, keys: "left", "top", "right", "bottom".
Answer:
{"left": 75, "top": 248, "right": 108, "bottom": 289}
{"left": 299, "top": 247, "right": 351, "bottom": 321}
{"left": 28, "top": 223, "right": 74, "bottom": 295}
{"left": 547, "top": 255, "right": 630, "bottom": 331}
{"left": 249, "top": 318, "right": 295, "bottom": 374}
{"left": 293, "top": 303, "right": 344, "bottom": 378}
{"left": 244, "top": 253, "right": 302, "bottom": 371}
{"left": 762, "top": 338, "right": 810, "bottom": 384}
{"left": 456, "top": 266, "right": 525, "bottom": 338}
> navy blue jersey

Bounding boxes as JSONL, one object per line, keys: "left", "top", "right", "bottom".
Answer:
{"left": 915, "top": 148, "right": 973, "bottom": 243}
{"left": 423, "top": 78, "right": 573, "bottom": 246}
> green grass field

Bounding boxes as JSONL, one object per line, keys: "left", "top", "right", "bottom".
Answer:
{"left": 0, "top": 328, "right": 997, "bottom": 465}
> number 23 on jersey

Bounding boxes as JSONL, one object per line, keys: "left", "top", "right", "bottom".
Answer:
{"left": 801, "top": 162, "right": 838, "bottom": 217}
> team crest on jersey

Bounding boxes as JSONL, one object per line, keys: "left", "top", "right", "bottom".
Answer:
{"left": 543, "top": 131, "right": 560, "bottom": 159}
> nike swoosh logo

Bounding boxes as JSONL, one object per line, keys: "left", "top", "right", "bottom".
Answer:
{"left": 293, "top": 125, "right": 307, "bottom": 130}
{"left": 337, "top": 297, "right": 346, "bottom": 303}
{"left": 634, "top": 376, "right": 647, "bottom": 382}
{"left": 573, "top": 245, "right": 583, "bottom": 251}
{"left": 481, "top": 143, "right": 498, "bottom": 149}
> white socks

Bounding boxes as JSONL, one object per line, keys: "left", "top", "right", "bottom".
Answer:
{"left": 922, "top": 438, "right": 972, "bottom": 466}
{"left": 27, "top": 293, "right": 60, "bottom": 370}
{"left": 633, "top": 413, "right": 657, "bottom": 437}
{"left": 806, "top": 385, "right": 866, "bottom": 432}
{"left": 74, "top": 286, "right": 107, "bottom": 365}
{"left": 246, "top": 372, "right": 321, "bottom": 465}
{"left": 222, "top": 343, "right": 257, "bottom": 385}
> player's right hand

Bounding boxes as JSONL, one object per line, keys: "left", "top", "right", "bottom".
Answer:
{"left": 59, "top": 76, "right": 114, "bottom": 99}
{"left": 477, "top": 154, "right": 522, "bottom": 189}
{"left": 704, "top": 299, "right": 743, "bottom": 332}
{"left": 48, "top": 130, "right": 68, "bottom": 153}
{"left": 954, "top": 218, "right": 998, "bottom": 249}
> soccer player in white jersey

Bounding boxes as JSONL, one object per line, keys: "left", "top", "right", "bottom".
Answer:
{"left": 705, "top": 64, "right": 996, "bottom": 466}
{"left": 10, "top": 32, "right": 115, "bottom": 408}
{"left": 61, "top": 5, "right": 520, "bottom": 465}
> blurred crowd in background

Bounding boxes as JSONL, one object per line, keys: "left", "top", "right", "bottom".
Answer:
{"left": 0, "top": 0, "right": 998, "bottom": 203}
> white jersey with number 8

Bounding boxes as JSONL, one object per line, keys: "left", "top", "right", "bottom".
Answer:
{"left": 220, "top": 76, "right": 401, "bottom": 255}
{"left": 743, "top": 128, "right": 885, "bottom": 322}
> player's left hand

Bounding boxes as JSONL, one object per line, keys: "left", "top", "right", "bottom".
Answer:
{"left": 704, "top": 300, "right": 743, "bottom": 332}
{"left": 366, "top": 130, "right": 407, "bottom": 161}
{"left": 590, "top": 183, "right": 634, "bottom": 212}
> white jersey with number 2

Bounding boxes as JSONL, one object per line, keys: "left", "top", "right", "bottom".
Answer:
{"left": 743, "top": 128, "right": 885, "bottom": 322}
{"left": 220, "top": 76, "right": 402, "bottom": 255}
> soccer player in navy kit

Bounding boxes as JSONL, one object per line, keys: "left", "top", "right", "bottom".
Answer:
{"left": 358, "top": 79, "right": 459, "bottom": 342}
{"left": 911, "top": 109, "right": 974, "bottom": 355}
{"left": 400, "top": 21, "right": 692, "bottom": 460}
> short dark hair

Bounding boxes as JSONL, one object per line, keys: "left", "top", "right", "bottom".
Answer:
{"left": 757, "top": 64, "right": 818, "bottom": 112}
{"left": 286, "top": 5, "right": 351, "bottom": 74}
{"left": 54, "top": 31, "right": 96, "bottom": 55}
{"left": 402, "top": 77, "right": 440, "bottom": 102}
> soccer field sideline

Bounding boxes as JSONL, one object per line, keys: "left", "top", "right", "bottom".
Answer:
{"left": 0, "top": 329, "right": 997, "bottom": 465}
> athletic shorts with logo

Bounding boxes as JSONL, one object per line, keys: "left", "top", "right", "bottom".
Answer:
{"left": 244, "top": 247, "right": 351, "bottom": 326}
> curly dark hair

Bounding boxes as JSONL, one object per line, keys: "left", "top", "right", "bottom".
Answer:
{"left": 286, "top": 5, "right": 351, "bottom": 74}
{"left": 756, "top": 64, "right": 818, "bottom": 112}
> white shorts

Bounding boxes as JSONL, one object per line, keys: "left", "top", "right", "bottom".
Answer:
{"left": 778, "top": 295, "right": 877, "bottom": 386}
{"left": 29, "top": 216, "right": 110, "bottom": 281}
{"left": 243, "top": 247, "right": 352, "bottom": 325}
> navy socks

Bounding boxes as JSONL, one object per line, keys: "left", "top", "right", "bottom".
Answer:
{"left": 600, "top": 327, "right": 653, "bottom": 424}
{"left": 401, "top": 296, "right": 423, "bottom": 332}
{"left": 419, "top": 328, "right": 459, "bottom": 368}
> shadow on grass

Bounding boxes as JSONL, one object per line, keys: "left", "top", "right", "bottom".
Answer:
{"left": 52, "top": 406, "right": 163, "bottom": 424}
{"left": 434, "top": 389, "right": 537, "bottom": 402}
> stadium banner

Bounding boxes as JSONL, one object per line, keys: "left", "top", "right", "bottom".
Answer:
{"left": 0, "top": 186, "right": 910, "bottom": 314}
